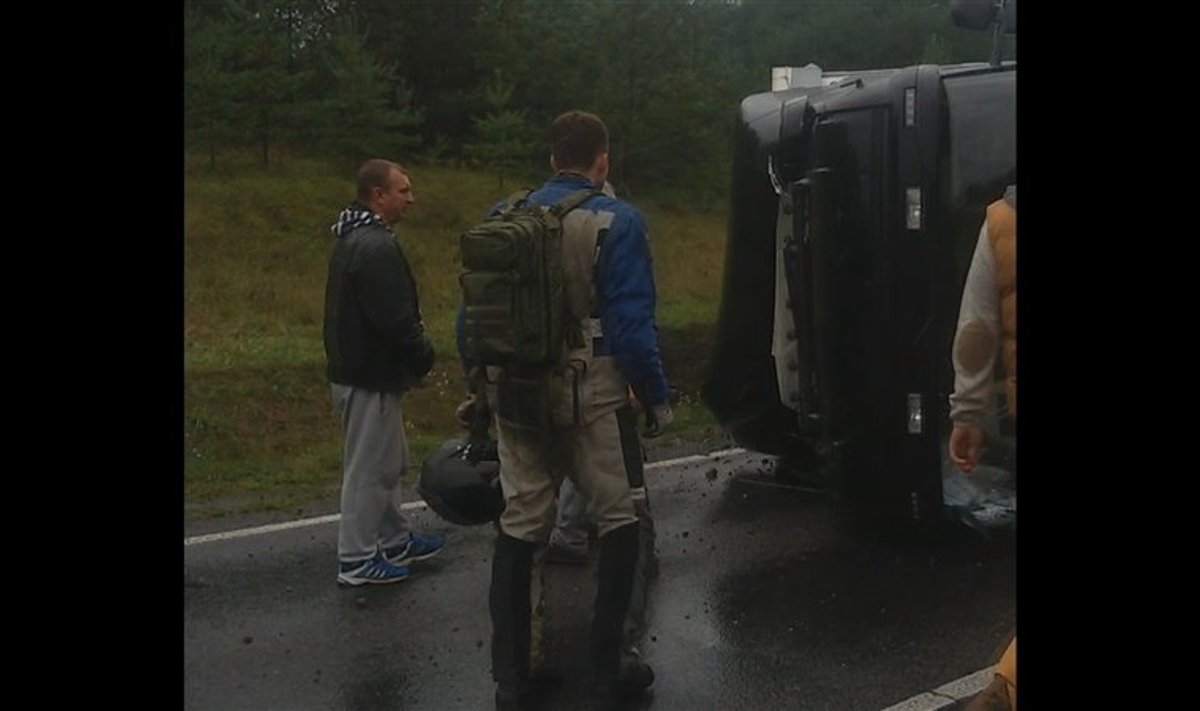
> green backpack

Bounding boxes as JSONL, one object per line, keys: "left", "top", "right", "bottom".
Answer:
{"left": 459, "top": 188, "right": 600, "bottom": 369}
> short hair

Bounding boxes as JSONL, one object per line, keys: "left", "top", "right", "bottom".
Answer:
{"left": 550, "top": 111, "right": 609, "bottom": 172}
{"left": 356, "top": 159, "right": 407, "bottom": 202}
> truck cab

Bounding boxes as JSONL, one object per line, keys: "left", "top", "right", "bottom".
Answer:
{"left": 702, "top": 37, "right": 1015, "bottom": 527}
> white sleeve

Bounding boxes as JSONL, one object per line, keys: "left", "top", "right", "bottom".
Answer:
{"left": 948, "top": 223, "right": 1000, "bottom": 425}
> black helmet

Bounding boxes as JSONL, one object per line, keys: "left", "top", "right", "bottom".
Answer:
{"left": 418, "top": 435, "right": 504, "bottom": 526}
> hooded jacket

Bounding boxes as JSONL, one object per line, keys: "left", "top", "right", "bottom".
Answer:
{"left": 323, "top": 203, "right": 434, "bottom": 392}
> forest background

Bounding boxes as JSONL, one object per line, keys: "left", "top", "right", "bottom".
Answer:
{"left": 183, "top": 0, "right": 1014, "bottom": 519}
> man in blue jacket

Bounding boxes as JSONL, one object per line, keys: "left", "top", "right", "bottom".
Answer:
{"left": 465, "top": 111, "right": 672, "bottom": 710}
{"left": 323, "top": 159, "right": 445, "bottom": 587}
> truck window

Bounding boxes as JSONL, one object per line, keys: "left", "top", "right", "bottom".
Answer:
{"left": 943, "top": 71, "right": 1016, "bottom": 209}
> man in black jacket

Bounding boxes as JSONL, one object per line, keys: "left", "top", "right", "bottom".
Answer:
{"left": 323, "top": 159, "right": 445, "bottom": 586}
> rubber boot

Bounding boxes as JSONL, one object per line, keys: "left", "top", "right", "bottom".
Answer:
{"left": 590, "top": 521, "right": 655, "bottom": 702}
{"left": 491, "top": 534, "right": 538, "bottom": 711}
{"left": 622, "top": 493, "right": 657, "bottom": 656}
{"left": 528, "top": 545, "right": 565, "bottom": 689}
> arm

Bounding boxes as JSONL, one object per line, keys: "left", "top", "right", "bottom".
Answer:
{"left": 597, "top": 207, "right": 672, "bottom": 434}
{"left": 948, "top": 223, "right": 1000, "bottom": 472}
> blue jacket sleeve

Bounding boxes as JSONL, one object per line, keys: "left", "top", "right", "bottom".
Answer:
{"left": 596, "top": 207, "right": 670, "bottom": 406}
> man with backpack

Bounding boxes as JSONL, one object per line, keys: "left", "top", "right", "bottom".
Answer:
{"left": 543, "top": 183, "right": 660, "bottom": 667}
{"left": 457, "top": 111, "right": 672, "bottom": 710}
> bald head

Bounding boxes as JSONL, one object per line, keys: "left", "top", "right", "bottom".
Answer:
{"left": 355, "top": 159, "right": 415, "bottom": 225}
{"left": 356, "top": 159, "right": 408, "bottom": 202}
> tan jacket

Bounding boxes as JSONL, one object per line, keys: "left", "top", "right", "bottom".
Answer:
{"left": 986, "top": 196, "right": 1017, "bottom": 421}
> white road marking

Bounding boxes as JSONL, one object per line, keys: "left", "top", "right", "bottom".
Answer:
{"left": 186, "top": 445, "right": 997, "bottom": 710}
{"left": 879, "top": 667, "right": 995, "bottom": 710}
{"left": 184, "top": 448, "right": 749, "bottom": 547}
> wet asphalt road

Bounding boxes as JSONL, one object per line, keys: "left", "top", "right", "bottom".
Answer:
{"left": 184, "top": 450, "right": 1015, "bottom": 711}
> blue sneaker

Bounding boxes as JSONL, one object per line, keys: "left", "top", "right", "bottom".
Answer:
{"left": 337, "top": 552, "right": 411, "bottom": 586}
{"left": 383, "top": 532, "right": 445, "bottom": 566}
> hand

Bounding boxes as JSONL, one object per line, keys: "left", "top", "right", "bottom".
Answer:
{"left": 641, "top": 403, "right": 674, "bottom": 439}
{"left": 459, "top": 390, "right": 494, "bottom": 441}
{"left": 948, "top": 422, "right": 984, "bottom": 473}
{"left": 454, "top": 394, "right": 479, "bottom": 429}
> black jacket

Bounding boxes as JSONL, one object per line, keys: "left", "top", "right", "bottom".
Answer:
{"left": 323, "top": 207, "right": 434, "bottom": 392}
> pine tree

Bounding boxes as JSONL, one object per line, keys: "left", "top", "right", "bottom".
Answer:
{"left": 316, "top": 14, "right": 422, "bottom": 167}
{"left": 216, "top": 0, "right": 313, "bottom": 167}
{"left": 184, "top": 4, "right": 238, "bottom": 168}
{"left": 465, "top": 72, "right": 536, "bottom": 189}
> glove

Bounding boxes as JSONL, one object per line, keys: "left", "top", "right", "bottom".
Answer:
{"left": 641, "top": 402, "right": 674, "bottom": 439}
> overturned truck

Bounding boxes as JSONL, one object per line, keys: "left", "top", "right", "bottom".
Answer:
{"left": 702, "top": 3, "right": 1016, "bottom": 528}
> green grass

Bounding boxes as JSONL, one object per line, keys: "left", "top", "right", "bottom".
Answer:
{"left": 184, "top": 153, "right": 731, "bottom": 521}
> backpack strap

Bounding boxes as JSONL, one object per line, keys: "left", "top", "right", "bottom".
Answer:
{"left": 503, "top": 189, "right": 534, "bottom": 212}
{"left": 503, "top": 188, "right": 600, "bottom": 216}
{"left": 550, "top": 188, "right": 602, "bottom": 353}
{"left": 548, "top": 188, "right": 601, "bottom": 217}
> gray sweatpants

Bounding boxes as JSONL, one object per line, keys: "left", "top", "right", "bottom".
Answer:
{"left": 331, "top": 384, "right": 412, "bottom": 563}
